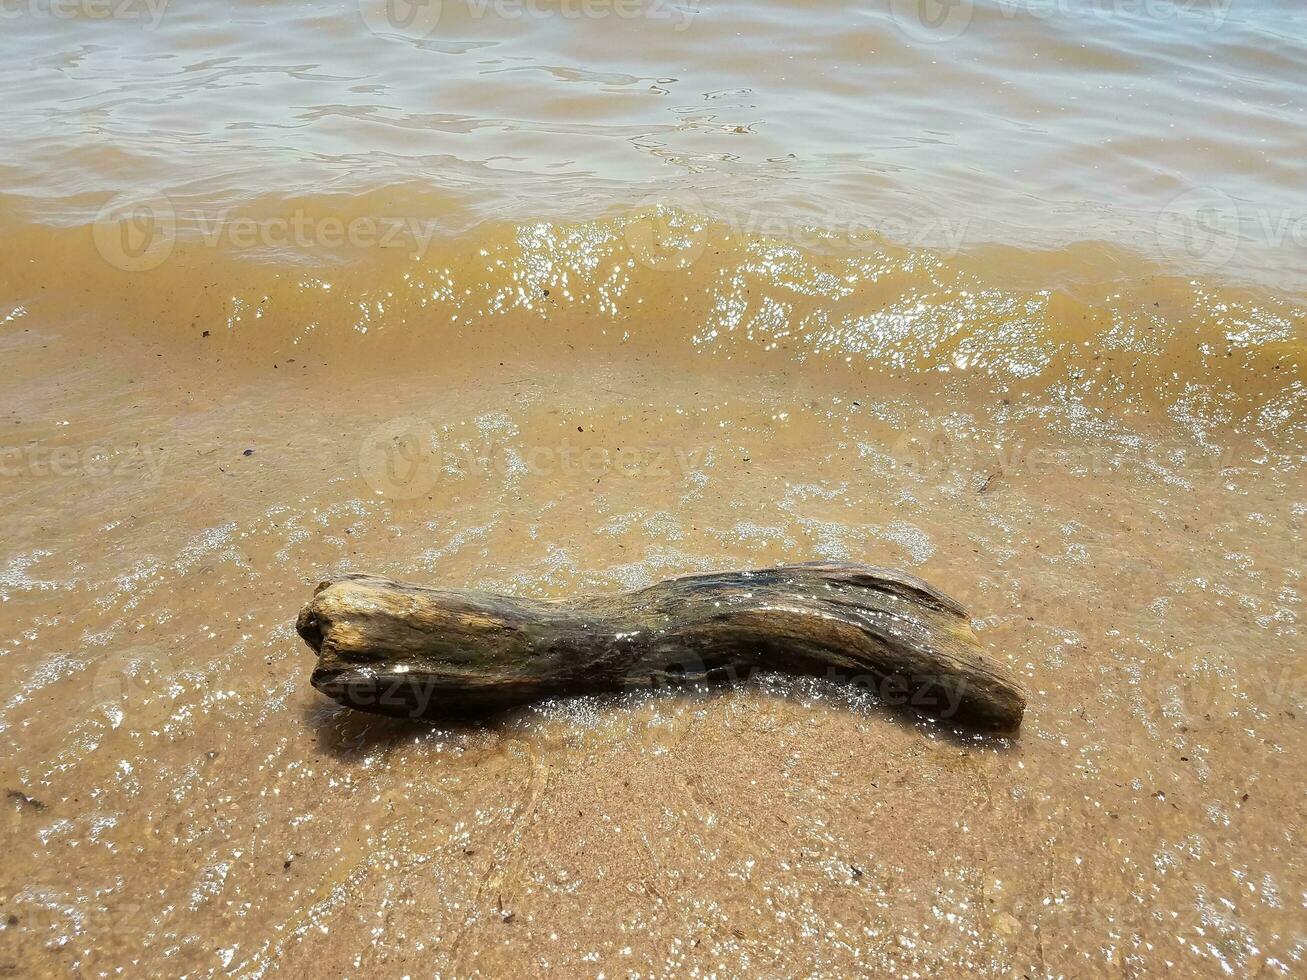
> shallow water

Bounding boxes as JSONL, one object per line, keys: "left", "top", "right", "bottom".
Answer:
{"left": 4, "top": 0, "right": 1307, "bottom": 285}
{"left": 1, "top": 0, "right": 1304, "bottom": 977}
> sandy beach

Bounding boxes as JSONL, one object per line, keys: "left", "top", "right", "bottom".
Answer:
{"left": 1, "top": 1, "right": 1304, "bottom": 976}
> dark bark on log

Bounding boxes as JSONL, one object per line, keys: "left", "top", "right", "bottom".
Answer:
{"left": 297, "top": 562, "right": 1026, "bottom": 732}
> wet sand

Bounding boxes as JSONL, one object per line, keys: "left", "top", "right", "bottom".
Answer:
{"left": 2, "top": 227, "right": 1303, "bottom": 974}
{"left": 2, "top": 0, "right": 1306, "bottom": 975}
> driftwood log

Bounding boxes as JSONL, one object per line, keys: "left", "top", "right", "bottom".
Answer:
{"left": 298, "top": 562, "right": 1026, "bottom": 732}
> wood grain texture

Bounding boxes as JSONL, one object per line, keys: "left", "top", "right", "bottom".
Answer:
{"left": 298, "top": 562, "right": 1026, "bottom": 732}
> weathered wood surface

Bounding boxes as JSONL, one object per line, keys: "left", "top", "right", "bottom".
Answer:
{"left": 298, "top": 562, "right": 1026, "bottom": 732}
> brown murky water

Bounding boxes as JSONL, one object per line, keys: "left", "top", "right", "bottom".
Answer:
{"left": 2, "top": 1, "right": 1305, "bottom": 977}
